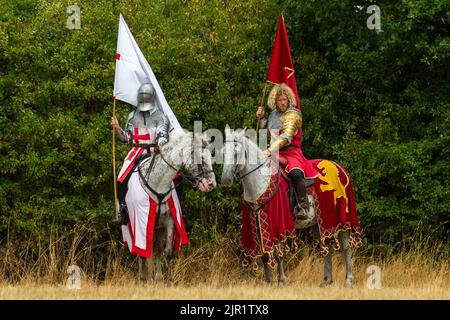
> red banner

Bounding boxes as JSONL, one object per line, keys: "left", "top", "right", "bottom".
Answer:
{"left": 266, "top": 15, "right": 301, "bottom": 109}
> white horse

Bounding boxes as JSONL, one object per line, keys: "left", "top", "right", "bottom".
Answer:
{"left": 221, "top": 126, "right": 361, "bottom": 287}
{"left": 128, "top": 131, "right": 216, "bottom": 285}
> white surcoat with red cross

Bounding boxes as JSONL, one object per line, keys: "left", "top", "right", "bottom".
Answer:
{"left": 117, "top": 127, "right": 157, "bottom": 182}
{"left": 117, "top": 126, "right": 188, "bottom": 258}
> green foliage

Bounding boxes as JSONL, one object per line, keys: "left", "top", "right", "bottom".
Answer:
{"left": 0, "top": 0, "right": 448, "bottom": 266}
{"left": 284, "top": 0, "right": 450, "bottom": 245}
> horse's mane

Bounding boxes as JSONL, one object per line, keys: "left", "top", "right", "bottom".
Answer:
{"left": 167, "top": 129, "right": 191, "bottom": 143}
{"left": 232, "top": 130, "right": 264, "bottom": 156}
{"left": 229, "top": 129, "right": 271, "bottom": 171}
{"left": 244, "top": 134, "right": 262, "bottom": 153}
{"left": 168, "top": 129, "right": 205, "bottom": 142}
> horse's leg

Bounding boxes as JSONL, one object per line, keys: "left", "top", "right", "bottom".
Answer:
{"left": 164, "top": 217, "right": 175, "bottom": 286}
{"left": 154, "top": 229, "right": 165, "bottom": 285}
{"left": 339, "top": 232, "right": 353, "bottom": 288}
{"left": 166, "top": 251, "right": 176, "bottom": 287}
{"left": 311, "top": 224, "right": 320, "bottom": 240}
{"left": 154, "top": 257, "right": 163, "bottom": 285}
{"left": 275, "top": 247, "right": 286, "bottom": 287}
{"left": 320, "top": 241, "right": 333, "bottom": 287}
{"left": 261, "top": 254, "right": 273, "bottom": 285}
{"left": 138, "top": 256, "right": 148, "bottom": 284}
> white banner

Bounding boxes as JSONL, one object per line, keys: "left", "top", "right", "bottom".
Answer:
{"left": 113, "top": 13, "right": 182, "bottom": 133}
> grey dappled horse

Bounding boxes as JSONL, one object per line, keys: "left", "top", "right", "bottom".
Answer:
{"left": 220, "top": 126, "right": 355, "bottom": 287}
{"left": 136, "top": 131, "right": 216, "bottom": 285}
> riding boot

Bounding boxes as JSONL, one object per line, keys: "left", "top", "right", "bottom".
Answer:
{"left": 117, "top": 180, "right": 129, "bottom": 225}
{"left": 294, "top": 179, "right": 309, "bottom": 220}
{"left": 119, "top": 203, "right": 129, "bottom": 225}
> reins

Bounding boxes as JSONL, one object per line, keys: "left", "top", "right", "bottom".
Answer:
{"left": 226, "top": 138, "right": 282, "bottom": 211}
{"left": 226, "top": 139, "right": 269, "bottom": 182}
{"left": 137, "top": 135, "right": 214, "bottom": 227}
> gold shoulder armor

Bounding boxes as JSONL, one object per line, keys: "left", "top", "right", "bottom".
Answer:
{"left": 281, "top": 110, "right": 302, "bottom": 138}
{"left": 267, "top": 110, "right": 302, "bottom": 154}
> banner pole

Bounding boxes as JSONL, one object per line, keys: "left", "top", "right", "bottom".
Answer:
{"left": 256, "top": 82, "right": 268, "bottom": 132}
{"left": 112, "top": 97, "right": 119, "bottom": 221}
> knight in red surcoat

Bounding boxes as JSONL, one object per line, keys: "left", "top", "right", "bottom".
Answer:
{"left": 256, "top": 83, "right": 318, "bottom": 219}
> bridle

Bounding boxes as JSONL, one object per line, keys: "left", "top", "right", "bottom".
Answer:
{"left": 137, "top": 136, "right": 214, "bottom": 226}
{"left": 159, "top": 137, "right": 214, "bottom": 187}
{"left": 139, "top": 137, "right": 214, "bottom": 194}
{"left": 225, "top": 139, "right": 268, "bottom": 182}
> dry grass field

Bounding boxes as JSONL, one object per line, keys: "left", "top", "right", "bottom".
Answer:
{"left": 1, "top": 235, "right": 448, "bottom": 300}
{"left": 1, "top": 279, "right": 448, "bottom": 300}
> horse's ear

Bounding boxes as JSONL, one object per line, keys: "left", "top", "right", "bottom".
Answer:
{"left": 236, "top": 128, "right": 246, "bottom": 141}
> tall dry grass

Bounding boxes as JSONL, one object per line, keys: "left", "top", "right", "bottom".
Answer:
{"left": 0, "top": 219, "right": 130, "bottom": 285}
{"left": 0, "top": 227, "right": 449, "bottom": 299}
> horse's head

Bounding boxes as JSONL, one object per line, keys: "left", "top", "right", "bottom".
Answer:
{"left": 182, "top": 132, "right": 216, "bottom": 193}
{"left": 220, "top": 125, "right": 247, "bottom": 187}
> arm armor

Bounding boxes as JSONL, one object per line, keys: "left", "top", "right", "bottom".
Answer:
{"left": 156, "top": 113, "right": 170, "bottom": 145}
{"left": 268, "top": 110, "right": 302, "bottom": 153}
{"left": 116, "top": 111, "right": 134, "bottom": 144}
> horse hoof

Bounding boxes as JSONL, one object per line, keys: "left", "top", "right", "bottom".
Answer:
{"left": 320, "top": 280, "right": 333, "bottom": 288}
{"left": 278, "top": 281, "right": 285, "bottom": 288}
{"left": 344, "top": 280, "right": 352, "bottom": 288}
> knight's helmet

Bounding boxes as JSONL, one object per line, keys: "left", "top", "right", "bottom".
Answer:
{"left": 137, "top": 83, "right": 156, "bottom": 112}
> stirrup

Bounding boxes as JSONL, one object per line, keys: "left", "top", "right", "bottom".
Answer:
{"left": 294, "top": 205, "right": 308, "bottom": 220}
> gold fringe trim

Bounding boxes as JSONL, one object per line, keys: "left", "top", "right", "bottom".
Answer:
{"left": 241, "top": 234, "right": 299, "bottom": 270}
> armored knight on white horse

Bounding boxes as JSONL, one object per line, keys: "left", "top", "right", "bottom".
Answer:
{"left": 112, "top": 83, "right": 216, "bottom": 283}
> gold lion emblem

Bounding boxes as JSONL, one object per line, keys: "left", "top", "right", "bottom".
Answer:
{"left": 317, "top": 160, "right": 350, "bottom": 213}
